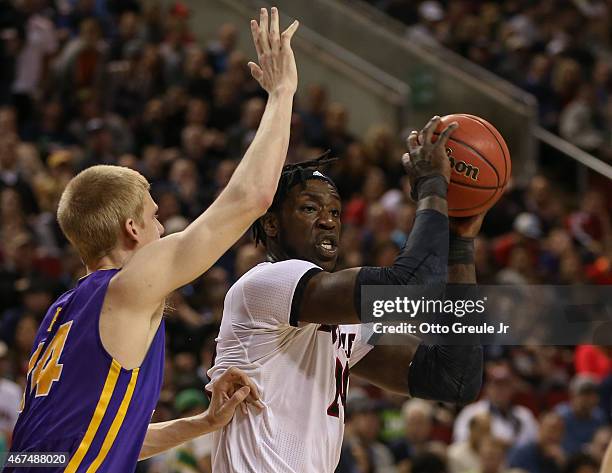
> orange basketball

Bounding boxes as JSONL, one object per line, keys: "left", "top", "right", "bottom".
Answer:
{"left": 434, "top": 114, "right": 511, "bottom": 217}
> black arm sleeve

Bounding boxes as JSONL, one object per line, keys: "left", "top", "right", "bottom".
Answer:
{"left": 408, "top": 343, "right": 483, "bottom": 404}
{"left": 354, "top": 208, "right": 449, "bottom": 316}
{"left": 409, "top": 281, "right": 484, "bottom": 404}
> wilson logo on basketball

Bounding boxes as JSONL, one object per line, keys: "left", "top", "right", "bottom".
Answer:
{"left": 446, "top": 147, "right": 479, "bottom": 180}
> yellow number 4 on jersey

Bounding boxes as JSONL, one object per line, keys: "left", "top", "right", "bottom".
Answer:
{"left": 29, "top": 320, "right": 74, "bottom": 397}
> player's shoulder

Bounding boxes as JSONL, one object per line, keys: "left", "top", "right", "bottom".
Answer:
{"left": 235, "top": 259, "right": 322, "bottom": 286}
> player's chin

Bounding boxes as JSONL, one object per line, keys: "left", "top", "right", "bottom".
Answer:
{"left": 312, "top": 246, "right": 338, "bottom": 271}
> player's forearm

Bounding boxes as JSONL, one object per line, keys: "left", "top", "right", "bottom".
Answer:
{"left": 223, "top": 89, "right": 294, "bottom": 212}
{"left": 139, "top": 413, "right": 216, "bottom": 460}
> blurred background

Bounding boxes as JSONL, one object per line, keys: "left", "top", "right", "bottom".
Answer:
{"left": 0, "top": 0, "right": 610, "bottom": 472}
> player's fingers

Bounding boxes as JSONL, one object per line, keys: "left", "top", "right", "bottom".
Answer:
{"left": 422, "top": 115, "right": 440, "bottom": 145}
{"left": 229, "top": 367, "right": 264, "bottom": 408}
{"left": 401, "top": 152, "right": 412, "bottom": 169}
{"left": 259, "top": 8, "right": 271, "bottom": 54}
{"left": 270, "top": 7, "right": 280, "bottom": 54}
{"left": 248, "top": 62, "right": 263, "bottom": 82}
{"left": 223, "top": 386, "right": 251, "bottom": 413}
{"left": 406, "top": 130, "right": 419, "bottom": 154}
{"left": 250, "top": 20, "right": 263, "bottom": 58}
{"left": 436, "top": 122, "right": 458, "bottom": 148}
{"left": 281, "top": 20, "right": 299, "bottom": 48}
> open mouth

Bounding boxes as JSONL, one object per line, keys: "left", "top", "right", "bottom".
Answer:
{"left": 316, "top": 236, "right": 338, "bottom": 258}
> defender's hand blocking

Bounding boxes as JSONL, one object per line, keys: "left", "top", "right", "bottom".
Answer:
{"left": 206, "top": 367, "right": 264, "bottom": 429}
{"left": 249, "top": 7, "right": 299, "bottom": 95}
{"left": 403, "top": 116, "right": 458, "bottom": 201}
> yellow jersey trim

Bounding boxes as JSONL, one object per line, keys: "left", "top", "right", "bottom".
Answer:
{"left": 64, "top": 360, "right": 121, "bottom": 473}
{"left": 85, "top": 367, "right": 140, "bottom": 472}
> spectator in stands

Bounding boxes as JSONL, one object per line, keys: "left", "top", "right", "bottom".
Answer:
{"left": 448, "top": 412, "right": 491, "bottom": 473}
{"left": 507, "top": 411, "right": 566, "bottom": 473}
{"left": 317, "top": 102, "right": 355, "bottom": 156}
{"left": 567, "top": 190, "right": 611, "bottom": 256}
{"left": 233, "top": 244, "right": 265, "bottom": 280}
{"left": 10, "top": 0, "right": 58, "bottom": 129}
{"left": 54, "top": 17, "right": 108, "bottom": 102}
{"left": 585, "top": 426, "right": 612, "bottom": 465}
{"left": 478, "top": 436, "right": 513, "bottom": 473}
{"left": 337, "top": 397, "right": 396, "bottom": 473}
{"left": 207, "top": 23, "right": 238, "bottom": 74}
{"left": 559, "top": 85, "right": 605, "bottom": 153}
{"left": 556, "top": 376, "right": 607, "bottom": 455}
{"left": 0, "top": 341, "right": 20, "bottom": 451}
{"left": 226, "top": 97, "right": 265, "bottom": 158}
{"left": 148, "top": 388, "right": 213, "bottom": 473}
{"left": 390, "top": 398, "right": 435, "bottom": 466}
{"left": 575, "top": 346, "right": 611, "bottom": 382}
{"left": 493, "top": 212, "right": 542, "bottom": 272}
{"left": 454, "top": 364, "right": 539, "bottom": 447}
{"left": 300, "top": 83, "right": 328, "bottom": 146}
{"left": 521, "top": 176, "right": 564, "bottom": 235}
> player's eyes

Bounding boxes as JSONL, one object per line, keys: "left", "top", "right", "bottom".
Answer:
{"left": 331, "top": 209, "right": 340, "bottom": 218}
{"left": 301, "top": 205, "right": 317, "bottom": 213}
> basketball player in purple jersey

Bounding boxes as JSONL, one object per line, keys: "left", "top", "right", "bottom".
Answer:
{"left": 7, "top": 8, "right": 298, "bottom": 472}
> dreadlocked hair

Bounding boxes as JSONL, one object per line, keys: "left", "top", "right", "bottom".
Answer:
{"left": 252, "top": 150, "right": 339, "bottom": 246}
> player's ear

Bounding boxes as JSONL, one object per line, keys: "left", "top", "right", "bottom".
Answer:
{"left": 261, "top": 213, "right": 279, "bottom": 239}
{"left": 124, "top": 218, "right": 139, "bottom": 242}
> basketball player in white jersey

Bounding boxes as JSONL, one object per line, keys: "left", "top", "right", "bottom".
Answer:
{"left": 209, "top": 116, "right": 486, "bottom": 472}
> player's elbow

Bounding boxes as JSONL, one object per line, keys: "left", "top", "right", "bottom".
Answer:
{"left": 255, "top": 189, "right": 275, "bottom": 214}
{"left": 235, "top": 183, "right": 274, "bottom": 216}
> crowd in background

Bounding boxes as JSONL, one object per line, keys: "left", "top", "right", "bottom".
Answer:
{"left": 370, "top": 0, "right": 612, "bottom": 162}
{"left": 0, "top": 1, "right": 611, "bottom": 472}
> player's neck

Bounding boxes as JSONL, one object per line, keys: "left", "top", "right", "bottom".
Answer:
{"left": 86, "top": 249, "right": 132, "bottom": 274}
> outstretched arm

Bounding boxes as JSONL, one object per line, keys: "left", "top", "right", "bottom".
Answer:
{"left": 112, "top": 8, "right": 300, "bottom": 312}
{"left": 139, "top": 368, "right": 263, "bottom": 460}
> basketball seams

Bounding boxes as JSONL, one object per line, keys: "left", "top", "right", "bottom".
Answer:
{"left": 449, "top": 179, "right": 504, "bottom": 190}
{"left": 449, "top": 186, "right": 502, "bottom": 214}
{"left": 432, "top": 131, "right": 500, "bottom": 186}
{"left": 433, "top": 114, "right": 511, "bottom": 216}
{"left": 459, "top": 114, "right": 510, "bottom": 186}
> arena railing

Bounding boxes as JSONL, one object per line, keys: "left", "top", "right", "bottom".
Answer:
{"left": 178, "top": 0, "right": 409, "bottom": 137}
{"left": 208, "top": 0, "right": 538, "bottom": 184}
{"left": 175, "top": 0, "right": 612, "bottom": 190}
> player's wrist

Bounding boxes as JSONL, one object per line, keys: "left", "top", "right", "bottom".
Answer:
{"left": 412, "top": 175, "right": 448, "bottom": 201}
{"left": 449, "top": 234, "right": 474, "bottom": 265}
{"left": 197, "top": 410, "right": 220, "bottom": 433}
{"left": 268, "top": 86, "right": 296, "bottom": 99}
{"left": 416, "top": 195, "right": 448, "bottom": 215}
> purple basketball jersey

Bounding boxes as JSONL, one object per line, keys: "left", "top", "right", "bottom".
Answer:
{"left": 7, "top": 269, "right": 165, "bottom": 473}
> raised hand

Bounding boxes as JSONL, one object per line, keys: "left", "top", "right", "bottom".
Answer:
{"left": 248, "top": 7, "right": 299, "bottom": 95}
{"left": 402, "top": 115, "right": 458, "bottom": 200}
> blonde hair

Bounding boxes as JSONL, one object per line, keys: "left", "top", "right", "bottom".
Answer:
{"left": 57, "top": 165, "right": 150, "bottom": 265}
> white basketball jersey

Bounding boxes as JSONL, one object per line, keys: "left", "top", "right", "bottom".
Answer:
{"left": 208, "top": 259, "right": 373, "bottom": 473}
